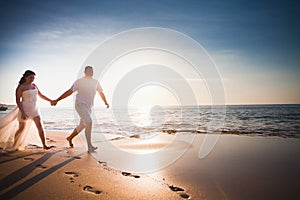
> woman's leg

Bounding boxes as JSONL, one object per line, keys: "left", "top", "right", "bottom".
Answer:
{"left": 14, "top": 122, "right": 26, "bottom": 148}
{"left": 33, "top": 116, "right": 49, "bottom": 149}
{"left": 66, "top": 120, "right": 85, "bottom": 147}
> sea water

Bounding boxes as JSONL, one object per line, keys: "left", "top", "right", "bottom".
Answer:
{"left": 1, "top": 104, "right": 299, "bottom": 137}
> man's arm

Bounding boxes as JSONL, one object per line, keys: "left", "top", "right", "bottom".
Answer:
{"left": 52, "top": 89, "right": 73, "bottom": 106}
{"left": 98, "top": 91, "right": 109, "bottom": 108}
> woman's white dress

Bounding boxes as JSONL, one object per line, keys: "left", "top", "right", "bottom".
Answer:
{"left": 0, "top": 89, "right": 42, "bottom": 151}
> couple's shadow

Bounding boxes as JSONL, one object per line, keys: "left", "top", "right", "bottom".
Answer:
{"left": 0, "top": 149, "right": 85, "bottom": 199}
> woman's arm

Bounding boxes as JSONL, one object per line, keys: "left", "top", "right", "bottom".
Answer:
{"left": 15, "top": 85, "right": 27, "bottom": 119}
{"left": 35, "top": 85, "right": 52, "bottom": 102}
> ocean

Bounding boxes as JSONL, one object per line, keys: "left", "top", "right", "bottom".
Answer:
{"left": 1, "top": 104, "right": 299, "bottom": 137}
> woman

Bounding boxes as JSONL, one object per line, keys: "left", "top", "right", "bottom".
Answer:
{"left": 0, "top": 70, "right": 52, "bottom": 151}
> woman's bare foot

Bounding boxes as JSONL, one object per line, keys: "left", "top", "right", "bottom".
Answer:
{"left": 43, "top": 145, "right": 50, "bottom": 150}
{"left": 6, "top": 147, "right": 18, "bottom": 152}
{"left": 88, "top": 146, "right": 98, "bottom": 153}
{"left": 66, "top": 137, "right": 74, "bottom": 148}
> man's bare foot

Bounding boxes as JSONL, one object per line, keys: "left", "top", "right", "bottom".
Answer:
{"left": 66, "top": 137, "right": 74, "bottom": 148}
{"left": 88, "top": 146, "right": 98, "bottom": 153}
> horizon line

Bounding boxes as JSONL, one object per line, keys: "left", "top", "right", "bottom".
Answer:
{"left": 2, "top": 102, "right": 300, "bottom": 109}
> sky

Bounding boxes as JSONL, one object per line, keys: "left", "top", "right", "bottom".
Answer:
{"left": 0, "top": 0, "right": 299, "bottom": 107}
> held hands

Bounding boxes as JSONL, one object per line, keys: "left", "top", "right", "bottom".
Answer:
{"left": 50, "top": 99, "right": 58, "bottom": 106}
{"left": 50, "top": 98, "right": 108, "bottom": 108}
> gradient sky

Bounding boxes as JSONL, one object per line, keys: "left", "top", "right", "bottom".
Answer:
{"left": 0, "top": 0, "right": 299, "bottom": 106}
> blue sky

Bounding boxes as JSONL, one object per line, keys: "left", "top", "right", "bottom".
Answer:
{"left": 0, "top": 0, "right": 299, "bottom": 105}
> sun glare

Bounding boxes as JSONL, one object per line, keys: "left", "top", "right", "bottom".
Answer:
{"left": 128, "top": 84, "right": 180, "bottom": 107}
{"left": 127, "top": 85, "right": 179, "bottom": 127}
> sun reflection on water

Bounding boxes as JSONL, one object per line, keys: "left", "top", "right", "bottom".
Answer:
{"left": 129, "top": 106, "right": 153, "bottom": 127}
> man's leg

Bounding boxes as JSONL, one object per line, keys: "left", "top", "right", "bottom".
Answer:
{"left": 85, "top": 121, "right": 95, "bottom": 152}
{"left": 85, "top": 120, "right": 98, "bottom": 152}
{"left": 66, "top": 120, "right": 85, "bottom": 147}
{"left": 75, "top": 103, "right": 96, "bottom": 152}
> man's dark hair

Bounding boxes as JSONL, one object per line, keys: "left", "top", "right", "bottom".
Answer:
{"left": 85, "top": 66, "right": 93, "bottom": 71}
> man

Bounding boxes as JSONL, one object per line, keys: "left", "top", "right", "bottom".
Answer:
{"left": 52, "top": 66, "right": 109, "bottom": 152}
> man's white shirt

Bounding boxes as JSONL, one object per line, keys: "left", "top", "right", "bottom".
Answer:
{"left": 71, "top": 77, "right": 103, "bottom": 109}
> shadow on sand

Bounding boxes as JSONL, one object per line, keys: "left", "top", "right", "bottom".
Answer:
{"left": 0, "top": 150, "right": 86, "bottom": 199}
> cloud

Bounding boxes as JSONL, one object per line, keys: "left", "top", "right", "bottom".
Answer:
{"left": 38, "top": 30, "right": 63, "bottom": 39}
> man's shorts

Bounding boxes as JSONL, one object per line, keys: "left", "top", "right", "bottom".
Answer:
{"left": 75, "top": 103, "right": 92, "bottom": 124}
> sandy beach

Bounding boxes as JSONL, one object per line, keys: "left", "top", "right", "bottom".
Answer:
{"left": 1, "top": 131, "right": 300, "bottom": 200}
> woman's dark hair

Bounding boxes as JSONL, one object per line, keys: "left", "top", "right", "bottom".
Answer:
{"left": 19, "top": 70, "right": 36, "bottom": 85}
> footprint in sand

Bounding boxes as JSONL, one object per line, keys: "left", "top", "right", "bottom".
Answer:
{"left": 36, "top": 164, "right": 47, "bottom": 169}
{"left": 65, "top": 171, "right": 79, "bottom": 177}
{"left": 1, "top": 152, "right": 11, "bottom": 157}
{"left": 97, "top": 161, "right": 107, "bottom": 166}
{"left": 179, "top": 193, "right": 190, "bottom": 199}
{"left": 63, "top": 155, "right": 82, "bottom": 159}
{"left": 111, "top": 136, "right": 124, "bottom": 141}
{"left": 24, "top": 157, "right": 34, "bottom": 161}
{"left": 65, "top": 171, "right": 79, "bottom": 183}
{"left": 169, "top": 185, "right": 184, "bottom": 192}
{"left": 46, "top": 138, "right": 56, "bottom": 143}
{"left": 121, "top": 172, "right": 140, "bottom": 178}
{"left": 66, "top": 156, "right": 81, "bottom": 159}
{"left": 169, "top": 185, "right": 190, "bottom": 199}
{"left": 129, "top": 134, "right": 140, "bottom": 138}
{"left": 83, "top": 185, "right": 102, "bottom": 194}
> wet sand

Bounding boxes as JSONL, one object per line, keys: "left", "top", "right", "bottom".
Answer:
{"left": 0, "top": 131, "right": 300, "bottom": 199}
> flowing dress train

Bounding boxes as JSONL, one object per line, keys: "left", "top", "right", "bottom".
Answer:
{"left": 0, "top": 89, "right": 43, "bottom": 151}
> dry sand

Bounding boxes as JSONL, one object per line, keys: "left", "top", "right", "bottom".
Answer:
{"left": 1, "top": 131, "right": 300, "bottom": 200}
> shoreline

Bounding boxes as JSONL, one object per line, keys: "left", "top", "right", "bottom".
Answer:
{"left": 0, "top": 131, "right": 300, "bottom": 199}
